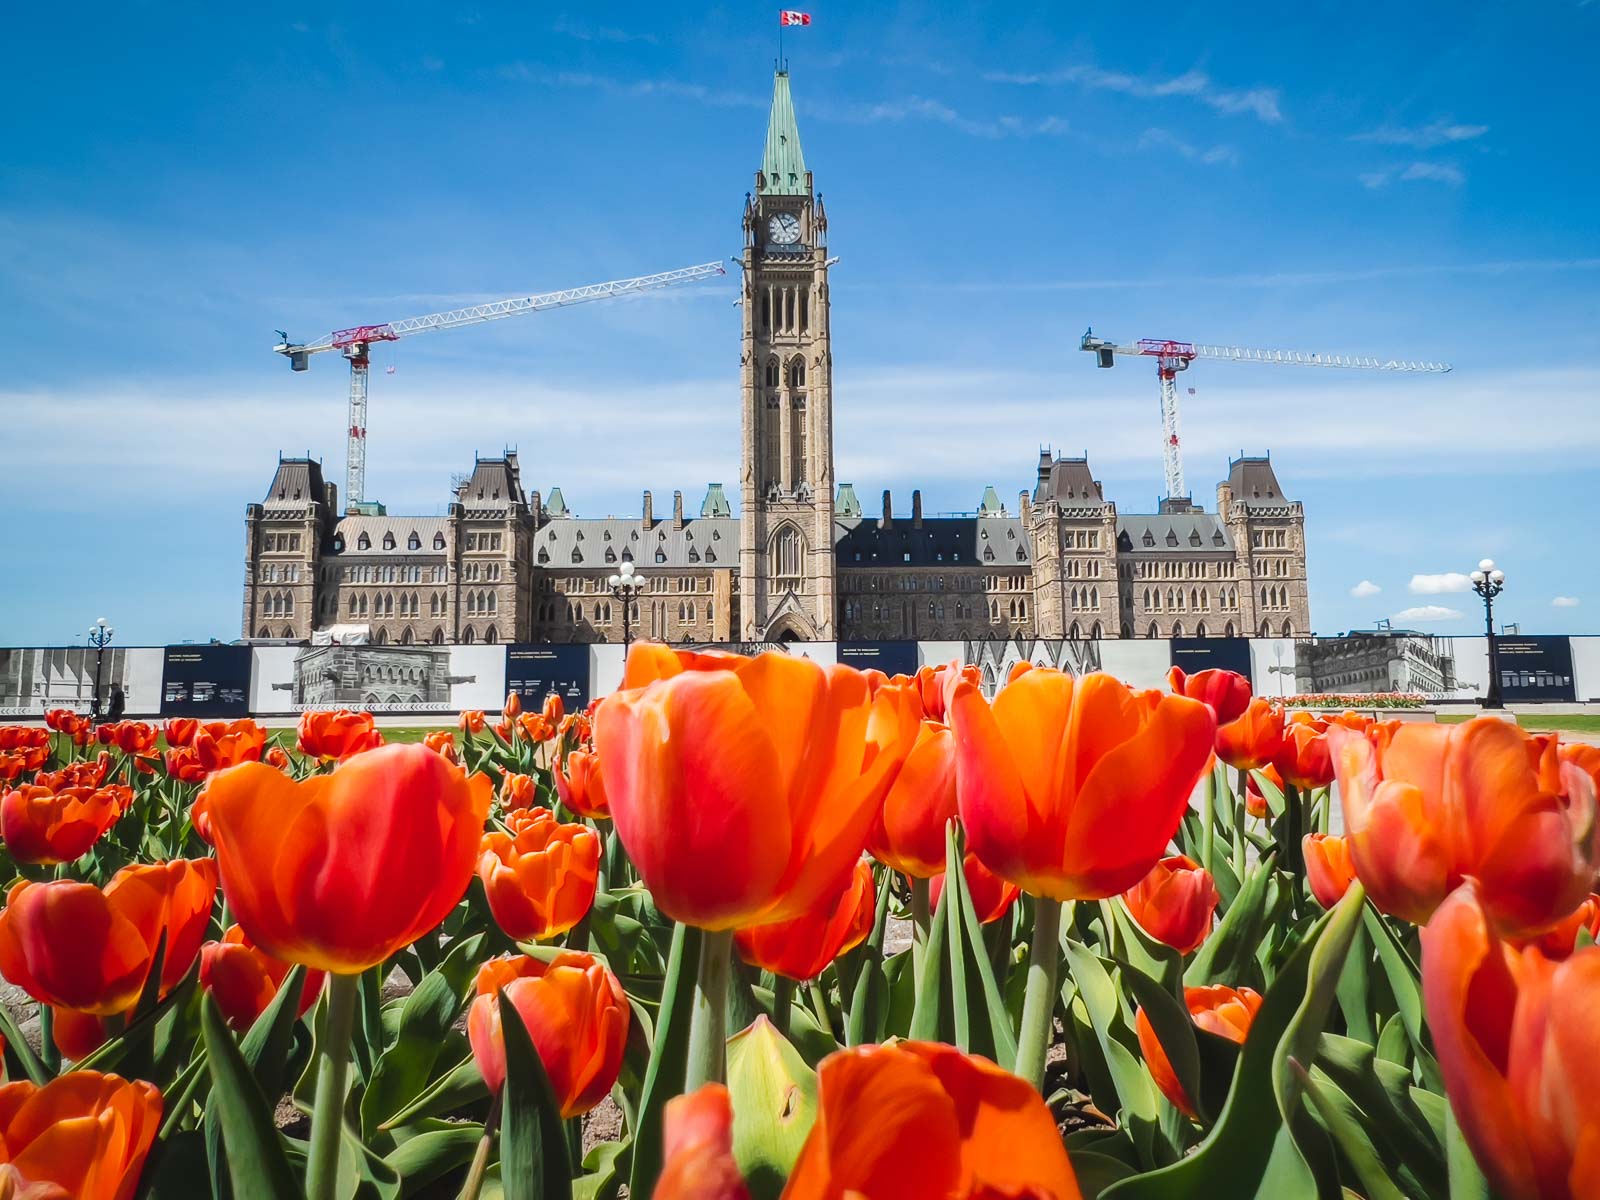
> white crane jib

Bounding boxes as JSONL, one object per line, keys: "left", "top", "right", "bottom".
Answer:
{"left": 274, "top": 261, "right": 728, "bottom": 509}
{"left": 1079, "top": 330, "right": 1452, "bottom": 501}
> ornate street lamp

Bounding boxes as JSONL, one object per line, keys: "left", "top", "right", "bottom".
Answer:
{"left": 87, "top": 616, "right": 114, "bottom": 721}
{"left": 1469, "top": 559, "right": 1507, "bottom": 711}
{"left": 607, "top": 560, "right": 645, "bottom": 659}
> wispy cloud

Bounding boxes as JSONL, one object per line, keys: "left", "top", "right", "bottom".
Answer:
{"left": 985, "top": 63, "right": 1282, "bottom": 124}
{"left": 1392, "top": 605, "right": 1464, "bottom": 623}
{"left": 551, "top": 16, "right": 657, "bottom": 44}
{"left": 1350, "top": 580, "right": 1382, "bottom": 598}
{"left": 1352, "top": 119, "right": 1488, "bottom": 148}
{"left": 501, "top": 65, "right": 764, "bottom": 109}
{"left": 1409, "top": 572, "right": 1472, "bottom": 594}
{"left": 1137, "top": 127, "right": 1238, "bottom": 166}
{"left": 819, "top": 96, "right": 1069, "bottom": 139}
{"left": 1552, "top": 595, "right": 1581, "bottom": 607}
{"left": 1360, "top": 161, "right": 1466, "bottom": 189}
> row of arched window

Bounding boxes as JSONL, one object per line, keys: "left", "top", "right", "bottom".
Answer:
{"left": 355, "top": 530, "right": 447, "bottom": 552}
{"left": 464, "top": 591, "right": 498, "bottom": 617}
{"left": 261, "top": 591, "right": 294, "bottom": 618}
{"left": 1260, "top": 585, "right": 1291, "bottom": 610}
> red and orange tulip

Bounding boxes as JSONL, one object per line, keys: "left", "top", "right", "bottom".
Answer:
{"left": 866, "top": 720, "right": 957, "bottom": 879}
{"left": 1135, "top": 985, "right": 1263, "bottom": 1119}
{"left": 502, "top": 772, "right": 536, "bottom": 810}
{"left": 736, "top": 857, "right": 875, "bottom": 982}
{"left": 554, "top": 748, "right": 609, "bottom": 820}
{"left": 655, "top": 1083, "right": 750, "bottom": 1200}
{"left": 1121, "top": 854, "right": 1219, "bottom": 954}
{"left": 1422, "top": 881, "right": 1600, "bottom": 1200}
{"left": 0, "top": 783, "right": 128, "bottom": 865}
{"left": 1168, "top": 666, "right": 1252, "bottom": 727}
{"left": 783, "top": 1041, "right": 1082, "bottom": 1199}
{"left": 1273, "top": 712, "right": 1334, "bottom": 789}
{"left": 422, "top": 729, "right": 457, "bottom": 763}
{"left": 1331, "top": 718, "right": 1600, "bottom": 933}
{"left": 928, "top": 849, "right": 1022, "bottom": 926}
{"left": 200, "top": 924, "right": 326, "bottom": 1031}
{"left": 466, "top": 952, "right": 629, "bottom": 1117}
{"left": 477, "top": 807, "right": 600, "bottom": 942}
{"left": 97, "top": 722, "right": 158, "bottom": 758}
{"left": 200, "top": 742, "right": 492, "bottom": 973}
{"left": 459, "top": 710, "right": 487, "bottom": 734}
{"left": 908, "top": 660, "right": 980, "bottom": 723}
{"left": 296, "top": 709, "right": 384, "bottom": 761}
{"left": 1303, "top": 832, "right": 1357, "bottom": 910}
{"left": 192, "top": 719, "right": 266, "bottom": 774}
{"left": 162, "top": 717, "right": 198, "bottom": 749}
{"left": 0, "top": 1071, "right": 161, "bottom": 1200}
{"left": 1215, "top": 697, "right": 1284, "bottom": 772}
{"left": 950, "top": 666, "right": 1215, "bottom": 901}
{"left": 594, "top": 647, "right": 920, "bottom": 929}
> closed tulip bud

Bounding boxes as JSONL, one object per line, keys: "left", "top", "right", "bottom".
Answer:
{"left": 1215, "top": 698, "right": 1284, "bottom": 771}
{"left": 1274, "top": 713, "right": 1334, "bottom": 789}
{"left": 0, "top": 1072, "right": 161, "bottom": 1200}
{"left": 951, "top": 667, "right": 1215, "bottom": 901}
{"left": 504, "top": 692, "right": 522, "bottom": 721}
{"left": 735, "top": 858, "right": 875, "bottom": 983}
{"left": 466, "top": 952, "right": 629, "bottom": 1116}
{"left": 1168, "top": 666, "right": 1252, "bottom": 727}
{"left": 596, "top": 650, "right": 921, "bottom": 930}
{"left": 1303, "top": 832, "right": 1357, "bottom": 910}
{"left": 1332, "top": 719, "right": 1600, "bottom": 934}
{"left": 783, "top": 1041, "right": 1083, "bottom": 1199}
{"left": 296, "top": 709, "right": 384, "bottom": 761}
{"left": 554, "top": 748, "right": 609, "bottom": 820}
{"left": 1136, "top": 985, "right": 1263, "bottom": 1119}
{"left": 1423, "top": 881, "right": 1600, "bottom": 1200}
{"left": 928, "top": 849, "right": 1022, "bottom": 926}
{"left": 477, "top": 807, "right": 600, "bottom": 941}
{"left": 459, "top": 710, "right": 487, "bottom": 734}
{"left": 1122, "top": 854, "right": 1220, "bottom": 954}
{"left": 193, "top": 719, "right": 266, "bottom": 774}
{"left": 502, "top": 772, "right": 536, "bottom": 810}
{"left": 724, "top": 1016, "right": 817, "bottom": 1193}
{"left": 542, "top": 693, "right": 565, "bottom": 726}
{"left": 200, "top": 924, "right": 326, "bottom": 1031}
{"left": 867, "top": 720, "right": 957, "bottom": 879}
{"left": 1, "top": 783, "right": 127, "bottom": 865}
{"left": 656, "top": 1083, "right": 751, "bottom": 1200}
{"left": 264, "top": 746, "right": 293, "bottom": 772}
{"left": 201, "top": 743, "right": 492, "bottom": 973}
{"left": 909, "top": 660, "right": 980, "bottom": 723}
{"left": 162, "top": 717, "right": 199, "bottom": 748}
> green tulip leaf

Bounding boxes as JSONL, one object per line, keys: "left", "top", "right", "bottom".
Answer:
{"left": 199, "top": 992, "right": 301, "bottom": 1200}
{"left": 499, "top": 986, "right": 573, "bottom": 1200}
{"left": 727, "top": 1015, "right": 819, "bottom": 1200}
{"left": 627, "top": 922, "right": 702, "bottom": 1200}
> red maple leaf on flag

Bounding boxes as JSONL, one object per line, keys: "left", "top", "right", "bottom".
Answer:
{"left": 780, "top": 10, "right": 812, "bottom": 25}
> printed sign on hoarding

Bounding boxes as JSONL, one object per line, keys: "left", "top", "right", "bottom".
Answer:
{"left": 836, "top": 641, "right": 919, "bottom": 679}
{"left": 1169, "top": 637, "right": 1253, "bottom": 679}
{"left": 506, "top": 644, "right": 590, "bottom": 711}
{"left": 160, "top": 645, "right": 252, "bottom": 716}
{"left": 1494, "top": 636, "right": 1577, "bottom": 702}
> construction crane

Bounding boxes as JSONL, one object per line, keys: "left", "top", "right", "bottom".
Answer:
{"left": 274, "top": 262, "right": 728, "bottom": 508}
{"left": 1080, "top": 330, "right": 1452, "bottom": 501}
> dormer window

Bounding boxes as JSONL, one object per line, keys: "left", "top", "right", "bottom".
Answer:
{"left": 621, "top": 548, "right": 633, "bottom": 562}
{"left": 1016, "top": 547, "right": 1026, "bottom": 562}
{"left": 434, "top": 533, "right": 446, "bottom": 550}
{"left": 655, "top": 548, "right": 667, "bottom": 563}
{"left": 1189, "top": 531, "right": 1202, "bottom": 546}
{"left": 382, "top": 532, "right": 396, "bottom": 550}
{"left": 357, "top": 532, "right": 371, "bottom": 550}
{"left": 571, "top": 548, "right": 583, "bottom": 563}
{"left": 333, "top": 534, "right": 345, "bottom": 552}
{"left": 605, "top": 547, "right": 617, "bottom": 563}
{"left": 1142, "top": 531, "right": 1155, "bottom": 547}
{"left": 688, "top": 548, "right": 701, "bottom": 562}
{"left": 408, "top": 532, "right": 421, "bottom": 550}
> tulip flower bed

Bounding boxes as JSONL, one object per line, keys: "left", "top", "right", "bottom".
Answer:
{"left": 1280, "top": 692, "right": 1429, "bottom": 710}
{"left": 0, "top": 651, "right": 1597, "bottom": 1200}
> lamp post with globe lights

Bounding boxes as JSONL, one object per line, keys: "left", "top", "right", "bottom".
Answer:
{"left": 87, "top": 617, "right": 114, "bottom": 722}
{"left": 607, "top": 560, "right": 645, "bottom": 660}
{"left": 1470, "top": 559, "right": 1507, "bottom": 710}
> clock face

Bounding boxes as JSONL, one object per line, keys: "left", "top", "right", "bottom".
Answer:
{"left": 767, "top": 212, "right": 802, "bottom": 245}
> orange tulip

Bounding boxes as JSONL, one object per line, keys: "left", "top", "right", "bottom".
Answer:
{"left": 1560, "top": 741, "right": 1600, "bottom": 793}
{"left": 1303, "top": 832, "right": 1358, "bottom": 910}
{"left": 422, "top": 729, "right": 457, "bottom": 763}
{"left": 783, "top": 1040, "right": 1082, "bottom": 1199}
{"left": 619, "top": 643, "right": 744, "bottom": 689}
{"left": 466, "top": 952, "right": 629, "bottom": 1116}
{"left": 502, "top": 772, "right": 536, "bottom": 810}
{"left": 192, "top": 719, "right": 266, "bottom": 774}
{"left": 736, "top": 857, "right": 875, "bottom": 982}
{"left": 1168, "top": 666, "right": 1252, "bottom": 727}
{"left": 1, "top": 783, "right": 127, "bottom": 865}
{"left": 162, "top": 718, "right": 198, "bottom": 749}
{"left": 517, "top": 712, "right": 557, "bottom": 743}
{"left": 43, "top": 709, "right": 77, "bottom": 734}
{"left": 909, "top": 660, "right": 980, "bottom": 723}
{"left": 0, "top": 729, "right": 48, "bottom": 753}
{"left": 656, "top": 1084, "right": 750, "bottom": 1200}
{"left": 1529, "top": 894, "right": 1600, "bottom": 960}
{"left": 200, "top": 742, "right": 492, "bottom": 973}
{"left": 503, "top": 692, "right": 523, "bottom": 721}
{"left": 867, "top": 720, "right": 957, "bottom": 879}
{"left": 1273, "top": 712, "right": 1334, "bottom": 789}
{"left": 296, "top": 709, "right": 384, "bottom": 761}
{"left": 1122, "top": 854, "right": 1219, "bottom": 954}
{"left": 1215, "top": 697, "right": 1284, "bottom": 772}
{"left": 0, "top": 1071, "right": 161, "bottom": 1200}
{"left": 0, "top": 1164, "right": 70, "bottom": 1199}
{"left": 33, "top": 753, "right": 111, "bottom": 792}
{"left": 164, "top": 746, "right": 208, "bottom": 784}
{"left": 1331, "top": 718, "right": 1600, "bottom": 933}
{"left": 595, "top": 648, "right": 921, "bottom": 930}
{"left": 950, "top": 667, "right": 1215, "bottom": 902}
{"left": 928, "top": 850, "right": 1022, "bottom": 926}
{"left": 97, "top": 722, "right": 158, "bottom": 758}
{"left": 542, "top": 693, "right": 565, "bottom": 726}
{"left": 0, "top": 859, "right": 216, "bottom": 1015}
{"left": 477, "top": 807, "right": 600, "bottom": 941}
{"left": 1135, "top": 985, "right": 1263, "bottom": 1119}
{"left": 263, "top": 746, "right": 293, "bottom": 772}
{"left": 200, "top": 924, "right": 325, "bottom": 1031}
{"left": 554, "top": 748, "right": 609, "bottom": 820}
{"left": 1423, "top": 881, "right": 1600, "bottom": 1200}
{"left": 459, "top": 710, "right": 487, "bottom": 734}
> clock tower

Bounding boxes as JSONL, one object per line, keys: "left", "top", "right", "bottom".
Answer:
{"left": 739, "top": 68, "right": 837, "bottom": 640}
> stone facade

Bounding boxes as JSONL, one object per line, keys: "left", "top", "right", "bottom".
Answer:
{"left": 242, "top": 69, "right": 1312, "bottom": 646}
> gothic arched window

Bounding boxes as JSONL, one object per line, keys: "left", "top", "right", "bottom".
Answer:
{"left": 773, "top": 526, "right": 802, "bottom": 587}
{"left": 765, "top": 358, "right": 779, "bottom": 387}
{"left": 789, "top": 358, "right": 806, "bottom": 388}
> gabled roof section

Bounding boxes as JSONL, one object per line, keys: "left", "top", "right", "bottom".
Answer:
{"left": 264, "top": 457, "right": 326, "bottom": 509}
{"left": 458, "top": 456, "right": 528, "bottom": 512}
{"left": 1117, "top": 513, "right": 1233, "bottom": 554}
{"left": 700, "top": 483, "right": 732, "bottom": 518}
{"left": 835, "top": 482, "right": 862, "bottom": 518}
{"left": 834, "top": 516, "right": 1032, "bottom": 567}
{"left": 535, "top": 517, "right": 739, "bottom": 569}
{"left": 760, "top": 71, "right": 808, "bottom": 195}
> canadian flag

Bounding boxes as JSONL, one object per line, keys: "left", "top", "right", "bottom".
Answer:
{"left": 779, "top": 10, "right": 811, "bottom": 25}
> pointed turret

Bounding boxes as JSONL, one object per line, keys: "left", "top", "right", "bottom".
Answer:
{"left": 760, "top": 71, "right": 808, "bottom": 195}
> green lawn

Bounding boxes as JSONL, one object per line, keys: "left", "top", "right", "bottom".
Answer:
{"left": 1436, "top": 711, "right": 1600, "bottom": 735}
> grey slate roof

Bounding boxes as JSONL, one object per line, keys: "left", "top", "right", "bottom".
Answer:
{"left": 1034, "top": 455, "right": 1106, "bottom": 507}
{"left": 331, "top": 516, "right": 451, "bottom": 557}
{"left": 535, "top": 518, "right": 739, "bottom": 570}
{"left": 834, "top": 516, "right": 1032, "bottom": 567}
{"left": 264, "top": 458, "right": 326, "bottom": 509}
{"left": 1117, "top": 513, "right": 1233, "bottom": 553}
{"left": 1227, "top": 456, "right": 1292, "bottom": 509}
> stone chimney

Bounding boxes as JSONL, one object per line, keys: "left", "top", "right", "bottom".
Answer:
{"left": 672, "top": 490, "right": 685, "bottom": 531}
{"left": 881, "top": 490, "right": 893, "bottom": 530}
{"left": 911, "top": 490, "right": 923, "bottom": 528}
{"left": 1019, "top": 491, "right": 1032, "bottom": 523}
{"left": 642, "top": 490, "right": 653, "bottom": 529}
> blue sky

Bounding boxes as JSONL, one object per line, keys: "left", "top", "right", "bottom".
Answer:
{"left": 3, "top": 1, "right": 1597, "bottom": 646}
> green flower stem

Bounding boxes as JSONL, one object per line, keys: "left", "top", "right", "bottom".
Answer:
{"left": 306, "top": 971, "right": 361, "bottom": 1200}
{"left": 911, "top": 875, "right": 932, "bottom": 982}
{"left": 771, "top": 975, "right": 794, "bottom": 1041}
{"left": 1015, "top": 897, "right": 1062, "bottom": 1091}
{"left": 455, "top": 1091, "right": 502, "bottom": 1200}
{"left": 808, "top": 980, "right": 836, "bottom": 1039}
{"left": 685, "top": 928, "right": 733, "bottom": 1090}
{"left": 1234, "top": 768, "right": 1250, "bottom": 877}
{"left": 1200, "top": 768, "right": 1217, "bottom": 873}
{"left": 38, "top": 1004, "right": 59, "bottom": 1073}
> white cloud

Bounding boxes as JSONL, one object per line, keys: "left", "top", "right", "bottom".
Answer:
{"left": 1350, "top": 580, "right": 1382, "bottom": 598}
{"left": 1353, "top": 120, "right": 1488, "bottom": 149}
{"left": 1360, "top": 161, "right": 1465, "bottom": 189}
{"left": 1553, "top": 596, "right": 1581, "bottom": 608}
{"left": 827, "top": 96, "right": 1071, "bottom": 139}
{"left": 1409, "top": 572, "right": 1473, "bottom": 594}
{"left": 1137, "top": 128, "right": 1239, "bottom": 166}
{"left": 1391, "top": 605, "right": 1464, "bottom": 623}
{"left": 984, "top": 64, "right": 1282, "bottom": 123}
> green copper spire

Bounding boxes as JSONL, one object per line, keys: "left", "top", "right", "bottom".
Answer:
{"left": 761, "top": 71, "right": 808, "bottom": 195}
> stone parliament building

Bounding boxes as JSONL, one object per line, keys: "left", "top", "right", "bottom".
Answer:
{"left": 242, "top": 71, "right": 1311, "bottom": 648}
